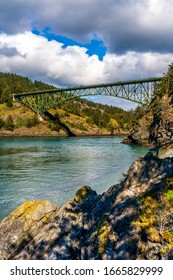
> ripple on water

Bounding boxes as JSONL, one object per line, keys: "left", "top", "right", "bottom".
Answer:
{"left": 0, "top": 136, "right": 148, "bottom": 221}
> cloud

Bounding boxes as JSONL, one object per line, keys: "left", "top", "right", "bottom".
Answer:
{"left": 1, "top": 0, "right": 173, "bottom": 54}
{"left": 0, "top": 32, "right": 172, "bottom": 87}
{"left": 0, "top": 32, "right": 104, "bottom": 85}
{"left": 1, "top": 0, "right": 173, "bottom": 110}
{"left": 0, "top": 46, "right": 19, "bottom": 57}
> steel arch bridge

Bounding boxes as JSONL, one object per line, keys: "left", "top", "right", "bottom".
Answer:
{"left": 13, "top": 77, "right": 161, "bottom": 113}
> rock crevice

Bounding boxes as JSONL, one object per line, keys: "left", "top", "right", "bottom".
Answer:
{"left": 0, "top": 153, "right": 173, "bottom": 260}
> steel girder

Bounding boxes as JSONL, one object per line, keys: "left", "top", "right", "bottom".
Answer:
{"left": 13, "top": 77, "right": 161, "bottom": 113}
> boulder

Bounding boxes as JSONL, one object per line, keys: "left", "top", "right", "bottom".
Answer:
{"left": 0, "top": 154, "right": 173, "bottom": 260}
{"left": 0, "top": 200, "right": 57, "bottom": 259}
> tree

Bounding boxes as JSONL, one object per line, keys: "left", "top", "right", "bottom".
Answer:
{"left": 0, "top": 118, "right": 5, "bottom": 129}
{"left": 4, "top": 116, "right": 15, "bottom": 131}
{"left": 167, "top": 63, "right": 173, "bottom": 94}
{"left": 26, "top": 116, "right": 39, "bottom": 128}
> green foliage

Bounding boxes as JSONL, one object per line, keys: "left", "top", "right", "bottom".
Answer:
{"left": 165, "top": 190, "right": 173, "bottom": 202}
{"left": 66, "top": 121, "right": 88, "bottom": 131}
{"left": 148, "top": 64, "right": 173, "bottom": 153}
{"left": 153, "top": 63, "right": 173, "bottom": 97}
{"left": 6, "top": 100, "right": 13, "bottom": 108}
{"left": 48, "top": 122, "right": 61, "bottom": 132}
{"left": 16, "top": 119, "right": 28, "bottom": 127}
{"left": 15, "top": 116, "right": 39, "bottom": 128}
{"left": 62, "top": 99, "right": 135, "bottom": 130}
{"left": 64, "top": 112, "right": 70, "bottom": 117}
{"left": 0, "top": 71, "right": 138, "bottom": 132}
{"left": 0, "top": 118, "right": 5, "bottom": 129}
{"left": 0, "top": 72, "right": 56, "bottom": 105}
{"left": 166, "top": 63, "right": 173, "bottom": 94}
{"left": 4, "top": 116, "right": 15, "bottom": 131}
{"left": 26, "top": 117, "right": 39, "bottom": 128}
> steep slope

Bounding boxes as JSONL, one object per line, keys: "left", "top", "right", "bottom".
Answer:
{"left": 123, "top": 65, "right": 173, "bottom": 151}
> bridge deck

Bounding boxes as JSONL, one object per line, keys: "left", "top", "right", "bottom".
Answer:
{"left": 13, "top": 77, "right": 162, "bottom": 113}
{"left": 14, "top": 77, "right": 161, "bottom": 97}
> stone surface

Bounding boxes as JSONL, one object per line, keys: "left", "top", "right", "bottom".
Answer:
{"left": 0, "top": 154, "right": 173, "bottom": 260}
{"left": 123, "top": 93, "right": 173, "bottom": 150}
{"left": 160, "top": 149, "right": 173, "bottom": 158}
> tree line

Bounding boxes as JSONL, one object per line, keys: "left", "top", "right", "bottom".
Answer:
{"left": 0, "top": 72, "right": 138, "bottom": 133}
{"left": 0, "top": 72, "right": 55, "bottom": 106}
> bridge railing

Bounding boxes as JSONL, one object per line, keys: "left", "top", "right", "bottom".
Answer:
{"left": 13, "top": 77, "right": 162, "bottom": 113}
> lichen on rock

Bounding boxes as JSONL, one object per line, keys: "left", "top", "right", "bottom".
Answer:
{"left": 0, "top": 153, "right": 173, "bottom": 260}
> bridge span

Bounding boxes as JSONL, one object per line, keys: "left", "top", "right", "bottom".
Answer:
{"left": 13, "top": 77, "right": 161, "bottom": 113}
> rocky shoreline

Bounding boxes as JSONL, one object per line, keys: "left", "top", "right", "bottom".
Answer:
{"left": 0, "top": 150, "right": 173, "bottom": 260}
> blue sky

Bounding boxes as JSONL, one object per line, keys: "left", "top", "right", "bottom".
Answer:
{"left": 32, "top": 27, "right": 107, "bottom": 61}
{"left": 0, "top": 0, "right": 173, "bottom": 110}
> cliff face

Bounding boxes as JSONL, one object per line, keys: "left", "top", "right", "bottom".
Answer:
{"left": 123, "top": 63, "right": 173, "bottom": 150}
{"left": 0, "top": 152, "right": 173, "bottom": 260}
{"left": 123, "top": 93, "right": 173, "bottom": 149}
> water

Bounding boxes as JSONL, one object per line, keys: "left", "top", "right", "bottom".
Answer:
{"left": 0, "top": 136, "right": 148, "bottom": 221}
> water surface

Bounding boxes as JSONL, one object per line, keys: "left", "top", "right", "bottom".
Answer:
{"left": 0, "top": 136, "right": 148, "bottom": 221}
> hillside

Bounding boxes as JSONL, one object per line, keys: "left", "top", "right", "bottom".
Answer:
{"left": 123, "top": 64, "right": 173, "bottom": 152}
{"left": 0, "top": 72, "right": 135, "bottom": 137}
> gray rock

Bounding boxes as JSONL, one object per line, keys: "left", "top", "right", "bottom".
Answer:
{"left": 0, "top": 154, "right": 173, "bottom": 260}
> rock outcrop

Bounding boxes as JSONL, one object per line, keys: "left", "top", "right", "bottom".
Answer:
{"left": 123, "top": 93, "right": 173, "bottom": 149}
{"left": 0, "top": 154, "right": 173, "bottom": 260}
{"left": 123, "top": 63, "right": 173, "bottom": 151}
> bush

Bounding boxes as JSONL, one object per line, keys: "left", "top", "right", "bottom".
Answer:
{"left": 0, "top": 118, "right": 5, "bottom": 129}
{"left": 4, "top": 116, "right": 15, "bottom": 131}
{"left": 64, "top": 112, "right": 70, "bottom": 117}
{"left": 26, "top": 116, "right": 39, "bottom": 128}
{"left": 165, "top": 190, "right": 173, "bottom": 202}
{"left": 48, "top": 122, "right": 61, "bottom": 132}
{"left": 6, "top": 100, "right": 13, "bottom": 108}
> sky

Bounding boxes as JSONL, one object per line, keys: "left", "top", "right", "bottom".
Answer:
{"left": 0, "top": 0, "right": 173, "bottom": 109}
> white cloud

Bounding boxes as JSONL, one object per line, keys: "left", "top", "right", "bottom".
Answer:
{"left": 0, "top": 32, "right": 173, "bottom": 87}
{"left": 0, "top": 32, "right": 104, "bottom": 85}
{"left": 0, "top": 0, "right": 173, "bottom": 110}
{"left": 1, "top": 0, "right": 173, "bottom": 53}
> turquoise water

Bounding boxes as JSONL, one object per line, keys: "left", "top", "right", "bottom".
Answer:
{"left": 0, "top": 136, "right": 148, "bottom": 221}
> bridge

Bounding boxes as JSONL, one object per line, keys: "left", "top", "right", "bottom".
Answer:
{"left": 13, "top": 77, "right": 161, "bottom": 113}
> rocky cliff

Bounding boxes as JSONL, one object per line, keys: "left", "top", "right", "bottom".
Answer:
{"left": 123, "top": 65, "right": 173, "bottom": 151}
{"left": 123, "top": 93, "right": 173, "bottom": 150}
{"left": 0, "top": 152, "right": 173, "bottom": 260}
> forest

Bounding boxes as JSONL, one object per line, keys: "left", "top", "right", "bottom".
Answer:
{"left": 0, "top": 72, "right": 140, "bottom": 135}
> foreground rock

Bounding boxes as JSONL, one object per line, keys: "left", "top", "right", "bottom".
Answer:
{"left": 0, "top": 153, "right": 173, "bottom": 260}
{"left": 160, "top": 148, "right": 173, "bottom": 158}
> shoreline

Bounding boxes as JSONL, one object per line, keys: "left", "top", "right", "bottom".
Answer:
{"left": 0, "top": 132, "right": 126, "bottom": 138}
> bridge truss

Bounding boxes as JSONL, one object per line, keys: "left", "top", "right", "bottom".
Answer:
{"left": 13, "top": 77, "right": 161, "bottom": 113}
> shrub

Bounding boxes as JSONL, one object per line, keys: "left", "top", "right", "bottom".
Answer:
{"left": 4, "top": 116, "right": 15, "bottom": 131}
{"left": 165, "top": 190, "right": 173, "bottom": 202}
{"left": 6, "top": 100, "right": 13, "bottom": 108}
{"left": 48, "top": 122, "right": 61, "bottom": 132}
{"left": 26, "top": 116, "right": 39, "bottom": 128}
{"left": 0, "top": 118, "right": 5, "bottom": 129}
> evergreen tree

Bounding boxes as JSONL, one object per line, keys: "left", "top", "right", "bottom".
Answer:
{"left": 4, "top": 116, "right": 15, "bottom": 131}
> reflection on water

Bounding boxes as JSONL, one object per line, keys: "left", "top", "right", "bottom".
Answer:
{"left": 0, "top": 136, "right": 148, "bottom": 221}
